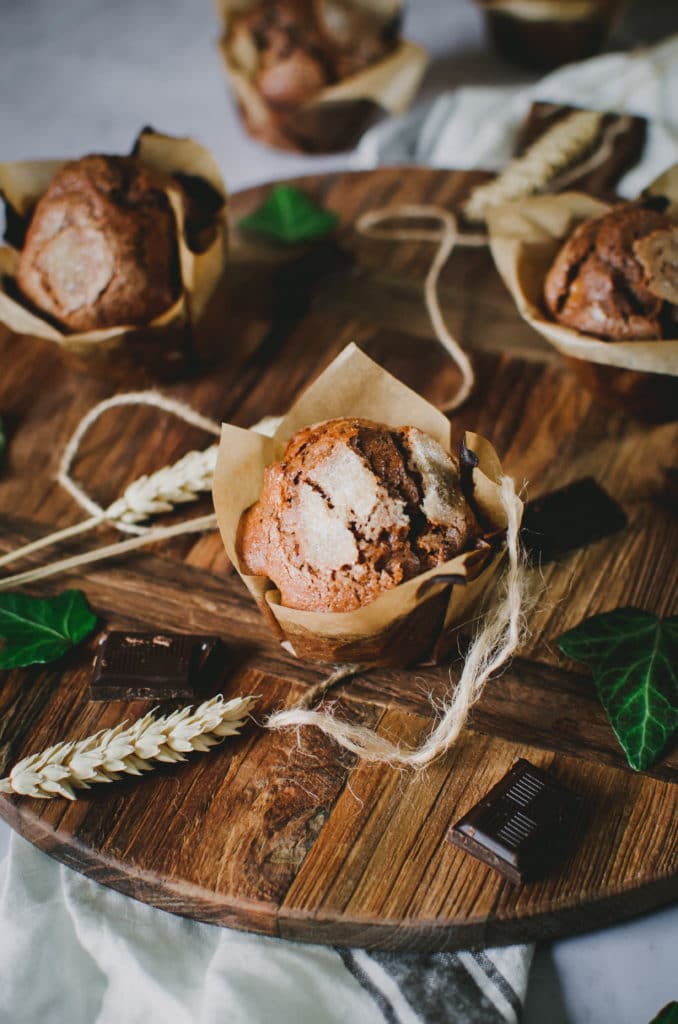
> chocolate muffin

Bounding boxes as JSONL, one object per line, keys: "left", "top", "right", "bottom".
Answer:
{"left": 230, "top": 0, "right": 397, "bottom": 109}
{"left": 315, "top": 0, "right": 400, "bottom": 79}
{"left": 16, "top": 154, "right": 181, "bottom": 332}
{"left": 544, "top": 201, "right": 678, "bottom": 341}
{"left": 237, "top": 417, "right": 481, "bottom": 613}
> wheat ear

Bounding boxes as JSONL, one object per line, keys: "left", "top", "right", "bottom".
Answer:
{"left": 0, "top": 694, "right": 258, "bottom": 801}
{"left": 0, "top": 445, "right": 220, "bottom": 575}
{"left": 463, "top": 109, "right": 604, "bottom": 223}
{"left": 104, "top": 445, "right": 218, "bottom": 526}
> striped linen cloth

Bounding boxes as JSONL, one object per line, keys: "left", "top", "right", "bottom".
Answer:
{"left": 0, "top": 833, "right": 532, "bottom": 1024}
{"left": 336, "top": 946, "right": 532, "bottom": 1024}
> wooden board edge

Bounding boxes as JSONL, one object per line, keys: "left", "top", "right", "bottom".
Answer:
{"left": 0, "top": 794, "right": 282, "bottom": 934}
{"left": 276, "top": 874, "right": 678, "bottom": 951}
{"left": 2, "top": 791, "right": 676, "bottom": 951}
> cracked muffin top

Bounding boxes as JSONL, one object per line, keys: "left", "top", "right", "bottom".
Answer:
{"left": 236, "top": 417, "right": 481, "bottom": 613}
{"left": 16, "top": 154, "right": 181, "bottom": 332}
{"left": 543, "top": 200, "right": 678, "bottom": 341}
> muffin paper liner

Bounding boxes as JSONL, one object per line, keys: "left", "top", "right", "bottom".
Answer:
{"left": 216, "top": 0, "right": 428, "bottom": 153}
{"left": 476, "top": 0, "right": 616, "bottom": 21}
{"left": 213, "top": 344, "right": 517, "bottom": 667}
{"left": 486, "top": 175, "right": 678, "bottom": 377}
{"left": 0, "top": 129, "right": 229, "bottom": 378}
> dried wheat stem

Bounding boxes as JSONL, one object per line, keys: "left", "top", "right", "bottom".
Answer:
{"left": 0, "top": 442, "right": 216, "bottom": 571}
{"left": 0, "top": 390, "right": 222, "bottom": 574}
{"left": 0, "top": 513, "right": 218, "bottom": 591}
{"left": 0, "top": 694, "right": 258, "bottom": 800}
{"left": 0, "top": 442, "right": 216, "bottom": 569}
{"left": 0, "top": 398, "right": 282, "bottom": 580}
{"left": 0, "top": 517, "right": 105, "bottom": 569}
{"left": 57, "top": 390, "right": 221, "bottom": 528}
{"left": 0, "top": 445, "right": 217, "bottom": 572}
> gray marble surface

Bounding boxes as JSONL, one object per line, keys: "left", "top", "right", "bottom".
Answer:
{"left": 1, "top": 1, "right": 677, "bottom": 1021}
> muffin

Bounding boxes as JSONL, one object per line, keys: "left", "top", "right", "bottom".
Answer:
{"left": 237, "top": 417, "right": 481, "bottom": 613}
{"left": 229, "top": 0, "right": 398, "bottom": 110}
{"left": 544, "top": 201, "right": 678, "bottom": 341}
{"left": 476, "top": 0, "right": 621, "bottom": 71}
{"left": 16, "top": 154, "right": 181, "bottom": 332}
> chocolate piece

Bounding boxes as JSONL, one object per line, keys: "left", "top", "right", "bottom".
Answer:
{"left": 90, "top": 631, "right": 225, "bottom": 701}
{"left": 521, "top": 477, "right": 627, "bottom": 563}
{"left": 514, "top": 102, "right": 646, "bottom": 199}
{"left": 447, "top": 759, "right": 580, "bottom": 884}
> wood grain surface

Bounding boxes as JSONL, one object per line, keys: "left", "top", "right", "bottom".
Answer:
{"left": 0, "top": 168, "right": 676, "bottom": 951}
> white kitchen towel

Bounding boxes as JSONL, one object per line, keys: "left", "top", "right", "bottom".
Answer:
{"left": 356, "top": 34, "right": 678, "bottom": 198}
{"left": 0, "top": 833, "right": 532, "bottom": 1024}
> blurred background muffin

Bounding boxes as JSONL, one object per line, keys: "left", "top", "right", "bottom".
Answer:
{"left": 474, "top": 0, "right": 623, "bottom": 70}
{"left": 544, "top": 199, "right": 678, "bottom": 340}
{"left": 218, "top": 0, "right": 425, "bottom": 153}
{"left": 230, "top": 0, "right": 399, "bottom": 108}
{"left": 237, "top": 416, "right": 481, "bottom": 612}
{"left": 16, "top": 154, "right": 180, "bottom": 332}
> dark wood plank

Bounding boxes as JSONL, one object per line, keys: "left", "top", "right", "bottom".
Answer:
{"left": 1, "top": 514, "right": 676, "bottom": 783}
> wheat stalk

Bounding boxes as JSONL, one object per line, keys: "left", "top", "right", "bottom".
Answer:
{"left": 463, "top": 109, "right": 604, "bottom": 223}
{"left": 0, "top": 445, "right": 219, "bottom": 575}
{"left": 0, "top": 694, "right": 258, "bottom": 800}
{"left": 105, "top": 445, "right": 218, "bottom": 525}
{"left": 0, "top": 404, "right": 285, "bottom": 577}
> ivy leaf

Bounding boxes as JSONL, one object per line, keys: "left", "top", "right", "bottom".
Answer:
{"left": 649, "top": 1003, "right": 678, "bottom": 1024}
{"left": 558, "top": 608, "right": 678, "bottom": 772}
{"left": 0, "top": 590, "right": 98, "bottom": 669}
{"left": 238, "top": 185, "right": 338, "bottom": 244}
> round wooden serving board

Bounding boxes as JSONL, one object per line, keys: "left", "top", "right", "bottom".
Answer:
{"left": 0, "top": 168, "right": 676, "bottom": 951}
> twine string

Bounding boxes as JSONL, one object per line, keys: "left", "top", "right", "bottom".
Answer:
{"left": 355, "top": 204, "right": 485, "bottom": 413}
{"left": 266, "top": 475, "right": 525, "bottom": 768}
{"left": 57, "top": 390, "right": 221, "bottom": 533}
{"left": 295, "top": 663, "right": 361, "bottom": 710}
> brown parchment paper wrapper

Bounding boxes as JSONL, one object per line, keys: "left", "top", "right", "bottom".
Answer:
{"left": 0, "top": 129, "right": 229, "bottom": 381}
{"left": 216, "top": 0, "right": 428, "bottom": 153}
{"left": 486, "top": 177, "right": 678, "bottom": 419}
{"left": 213, "top": 344, "right": 517, "bottom": 667}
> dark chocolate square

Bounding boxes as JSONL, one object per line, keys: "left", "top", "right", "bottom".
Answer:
{"left": 447, "top": 759, "right": 580, "bottom": 884}
{"left": 521, "top": 477, "right": 627, "bottom": 563}
{"left": 90, "top": 631, "right": 225, "bottom": 701}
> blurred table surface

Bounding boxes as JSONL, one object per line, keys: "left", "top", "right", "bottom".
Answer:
{"left": 1, "top": 1, "right": 677, "bottom": 1022}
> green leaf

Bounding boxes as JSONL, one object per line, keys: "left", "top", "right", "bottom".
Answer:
{"left": 558, "top": 608, "right": 678, "bottom": 772}
{"left": 238, "top": 185, "right": 338, "bottom": 244}
{"left": 649, "top": 1003, "right": 678, "bottom": 1024}
{"left": 0, "top": 590, "right": 98, "bottom": 669}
